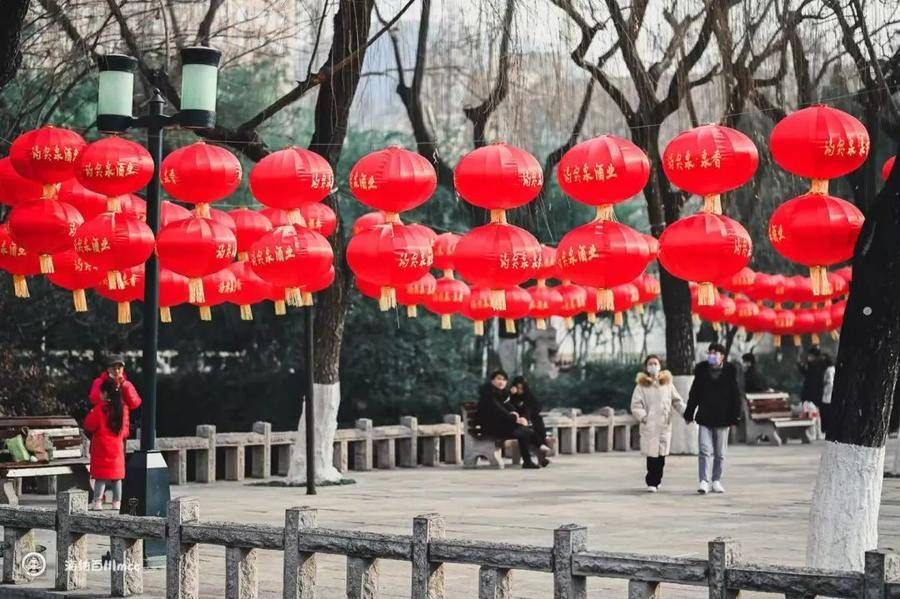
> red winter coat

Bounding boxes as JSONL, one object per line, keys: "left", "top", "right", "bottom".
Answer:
{"left": 85, "top": 373, "right": 142, "bottom": 480}
{"left": 89, "top": 372, "right": 142, "bottom": 411}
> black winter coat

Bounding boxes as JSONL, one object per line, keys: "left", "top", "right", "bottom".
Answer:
{"left": 799, "top": 360, "right": 827, "bottom": 406}
{"left": 507, "top": 392, "right": 547, "bottom": 439}
{"left": 685, "top": 362, "right": 742, "bottom": 427}
{"left": 743, "top": 365, "right": 770, "bottom": 393}
{"left": 476, "top": 383, "right": 516, "bottom": 436}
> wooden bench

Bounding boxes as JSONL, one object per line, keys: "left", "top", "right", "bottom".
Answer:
{"left": 0, "top": 416, "right": 90, "bottom": 505}
{"left": 461, "top": 402, "right": 508, "bottom": 469}
{"left": 742, "top": 392, "right": 816, "bottom": 446}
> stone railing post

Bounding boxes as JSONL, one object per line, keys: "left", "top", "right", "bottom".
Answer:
{"left": 195, "top": 425, "right": 216, "bottom": 483}
{"left": 111, "top": 535, "right": 143, "bottom": 596}
{"left": 597, "top": 407, "right": 615, "bottom": 452}
{"left": 708, "top": 538, "right": 741, "bottom": 599}
{"left": 628, "top": 580, "right": 661, "bottom": 598}
{"left": 346, "top": 556, "right": 380, "bottom": 598}
{"left": 2, "top": 520, "right": 36, "bottom": 583}
{"left": 864, "top": 550, "right": 900, "bottom": 599}
{"left": 226, "top": 544, "right": 258, "bottom": 599}
{"left": 479, "top": 567, "right": 512, "bottom": 598}
{"left": 167, "top": 496, "right": 200, "bottom": 599}
{"left": 411, "top": 513, "right": 445, "bottom": 598}
{"left": 442, "top": 415, "right": 463, "bottom": 464}
{"left": 558, "top": 409, "right": 579, "bottom": 455}
{"left": 553, "top": 524, "right": 586, "bottom": 599}
{"left": 251, "top": 421, "right": 272, "bottom": 479}
{"left": 354, "top": 419, "right": 373, "bottom": 471}
{"left": 283, "top": 507, "right": 318, "bottom": 599}
{"left": 398, "top": 416, "right": 418, "bottom": 468}
{"left": 55, "top": 489, "right": 88, "bottom": 590}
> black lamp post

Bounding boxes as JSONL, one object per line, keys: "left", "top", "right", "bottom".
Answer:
{"left": 96, "top": 47, "right": 222, "bottom": 565}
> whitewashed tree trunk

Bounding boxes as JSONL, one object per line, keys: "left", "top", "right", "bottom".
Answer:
{"left": 668, "top": 375, "right": 698, "bottom": 455}
{"left": 288, "top": 382, "right": 343, "bottom": 484}
{"left": 807, "top": 441, "right": 885, "bottom": 571}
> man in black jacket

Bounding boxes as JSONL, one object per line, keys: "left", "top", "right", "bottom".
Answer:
{"left": 685, "top": 343, "right": 742, "bottom": 495}
{"left": 476, "top": 370, "right": 547, "bottom": 468}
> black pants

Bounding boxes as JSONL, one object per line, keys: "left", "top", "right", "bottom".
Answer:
{"left": 645, "top": 456, "right": 666, "bottom": 487}
{"left": 511, "top": 425, "right": 543, "bottom": 464}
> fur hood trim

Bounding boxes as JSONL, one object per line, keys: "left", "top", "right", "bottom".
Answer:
{"left": 636, "top": 370, "right": 672, "bottom": 386}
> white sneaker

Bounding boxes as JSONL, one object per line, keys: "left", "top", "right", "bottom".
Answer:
{"left": 697, "top": 481, "right": 710, "bottom": 494}
{"left": 711, "top": 481, "right": 725, "bottom": 494}
{"left": 646, "top": 486, "right": 658, "bottom": 493}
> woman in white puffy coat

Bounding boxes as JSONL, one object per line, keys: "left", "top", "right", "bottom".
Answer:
{"left": 630, "top": 355, "right": 687, "bottom": 492}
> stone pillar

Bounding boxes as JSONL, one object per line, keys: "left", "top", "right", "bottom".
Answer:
{"left": 353, "top": 419, "right": 373, "bottom": 471}
{"left": 284, "top": 507, "right": 317, "bottom": 599}
{"left": 421, "top": 436, "right": 441, "bottom": 466}
{"left": 195, "top": 425, "right": 216, "bottom": 483}
{"left": 708, "top": 538, "right": 741, "bottom": 599}
{"left": 225, "top": 546, "right": 258, "bottom": 599}
{"left": 164, "top": 450, "right": 187, "bottom": 485}
{"left": 374, "top": 438, "right": 396, "bottom": 470}
{"left": 110, "top": 536, "right": 143, "bottom": 596}
{"left": 346, "top": 557, "right": 380, "bottom": 598}
{"left": 276, "top": 444, "right": 293, "bottom": 476}
{"left": 251, "top": 421, "right": 272, "bottom": 479}
{"left": 224, "top": 445, "right": 245, "bottom": 481}
{"left": 411, "top": 514, "right": 445, "bottom": 598}
{"left": 441, "top": 415, "right": 462, "bottom": 464}
{"left": 2, "top": 525, "right": 35, "bottom": 583}
{"left": 479, "top": 567, "right": 512, "bottom": 599}
{"left": 627, "top": 581, "right": 660, "bottom": 598}
{"left": 863, "top": 550, "right": 900, "bottom": 599}
{"left": 552, "top": 524, "right": 586, "bottom": 599}
{"left": 333, "top": 440, "right": 349, "bottom": 473}
{"left": 56, "top": 489, "right": 88, "bottom": 590}
{"left": 167, "top": 496, "right": 200, "bottom": 599}
{"left": 398, "top": 416, "right": 418, "bottom": 468}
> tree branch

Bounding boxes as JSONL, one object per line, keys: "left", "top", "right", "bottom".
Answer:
{"left": 542, "top": 78, "right": 595, "bottom": 182}
{"left": 0, "top": 0, "right": 30, "bottom": 91}
{"left": 196, "top": 0, "right": 225, "bottom": 46}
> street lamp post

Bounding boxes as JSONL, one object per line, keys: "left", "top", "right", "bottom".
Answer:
{"left": 96, "top": 47, "right": 222, "bottom": 565}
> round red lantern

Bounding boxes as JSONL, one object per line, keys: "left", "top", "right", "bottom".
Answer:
{"left": 426, "top": 275, "right": 471, "bottom": 329}
{"left": 192, "top": 267, "right": 239, "bottom": 321}
{"left": 156, "top": 216, "right": 237, "bottom": 303}
{"left": 772, "top": 308, "right": 796, "bottom": 347}
{"left": 9, "top": 125, "right": 86, "bottom": 190}
{"left": 786, "top": 275, "right": 816, "bottom": 306}
{"left": 831, "top": 301, "right": 846, "bottom": 330}
{"left": 227, "top": 261, "right": 269, "bottom": 320}
{"left": 95, "top": 264, "right": 144, "bottom": 324}
{"left": 230, "top": 208, "right": 273, "bottom": 260}
{"left": 883, "top": 156, "right": 896, "bottom": 182}
{"left": 835, "top": 265, "right": 852, "bottom": 283}
{"left": 747, "top": 306, "right": 777, "bottom": 335}
{"left": 658, "top": 213, "right": 752, "bottom": 306}
{"left": 249, "top": 147, "right": 333, "bottom": 208}
{"left": 0, "top": 225, "right": 41, "bottom": 298}
{"left": 8, "top": 199, "right": 83, "bottom": 273}
{"left": 498, "top": 285, "right": 532, "bottom": 333}
{"left": 432, "top": 232, "right": 460, "bottom": 272}
{"left": 160, "top": 142, "right": 242, "bottom": 214}
{"left": 610, "top": 283, "right": 639, "bottom": 327}
{"left": 356, "top": 277, "right": 382, "bottom": 302}
{"left": 812, "top": 308, "right": 834, "bottom": 343}
{"left": 298, "top": 265, "right": 335, "bottom": 306}
{"left": 261, "top": 207, "right": 292, "bottom": 228}
{"left": 717, "top": 267, "right": 756, "bottom": 295}
{"left": 734, "top": 298, "right": 760, "bottom": 328}
{"left": 119, "top": 194, "right": 146, "bottom": 221}
{"left": 557, "top": 135, "right": 650, "bottom": 216}
{"left": 159, "top": 268, "right": 190, "bottom": 323}
{"left": 347, "top": 223, "right": 431, "bottom": 310}
{"left": 463, "top": 287, "right": 497, "bottom": 336}
{"left": 769, "top": 192, "right": 863, "bottom": 296}
{"left": 454, "top": 223, "right": 541, "bottom": 310}
{"left": 75, "top": 136, "right": 153, "bottom": 202}
{"left": 556, "top": 282, "right": 588, "bottom": 329}
{"left": 792, "top": 309, "right": 817, "bottom": 344}
{"left": 352, "top": 211, "right": 386, "bottom": 235}
{"left": 744, "top": 272, "right": 778, "bottom": 303}
{"left": 75, "top": 212, "right": 154, "bottom": 291}
{"left": 697, "top": 294, "right": 736, "bottom": 327}
{"left": 406, "top": 223, "right": 437, "bottom": 247}
{"left": 454, "top": 143, "right": 542, "bottom": 212}
{"left": 47, "top": 249, "right": 105, "bottom": 312}
{"left": 58, "top": 179, "right": 107, "bottom": 220}
{"left": 298, "top": 203, "right": 337, "bottom": 237}
{"left": 527, "top": 284, "right": 563, "bottom": 330}
{"left": 250, "top": 225, "right": 333, "bottom": 307}
{"left": 160, "top": 201, "right": 192, "bottom": 227}
{"left": 350, "top": 147, "right": 436, "bottom": 215}
{"left": 557, "top": 220, "right": 654, "bottom": 310}
{"left": 827, "top": 271, "right": 848, "bottom": 300}
{"left": 663, "top": 125, "right": 758, "bottom": 206}
{"left": 202, "top": 207, "right": 236, "bottom": 231}
{"left": 0, "top": 157, "right": 44, "bottom": 205}
{"left": 535, "top": 245, "right": 558, "bottom": 282}
{"left": 396, "top": 272, "right": 437, "bottom": 318}
{"left": 632, "top": 273, "right": 661, "bottom": 313}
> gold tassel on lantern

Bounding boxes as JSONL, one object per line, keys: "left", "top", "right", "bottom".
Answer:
{"left": 635, "top": 303, "right": 644, "bottom": 315}
{"left": 274, "top": 300, "right": 287, "bottom": 316}
{"left": 107, "top": 196, "right": 123, "bottom": 212}
{"left": 596, "top": 288, "right": 614, "bottom": 312}
{"left": 809, "top": 266, "right": 832, "bottom": 297}
{"left": 286, "top": 209, "right": 308, "bottom": 227}
{"left": 474, "top": 321, "right": 485, "bottom": 336}
{"left": 13, "top": 275, "right": 29, "bottom": 298}
{"left": 793, "top": 334, "right": 802, "bottom": 346}
{"left": 697, "top": 282, "right": 716, "bottom": 306}
{"left": 441, "top": 314, "right": 452, "bottom": 330}
{"left": 199, "top": 306, "right": 212, "bottom": 321}
{"left": 712, "top": 322, "right": 720, "bottom": 333}
{"left": 587, "top": 312, "right": 597, "bottom": 324}
{"left": 378, "top": 287, "right": 396, "bottom": 311}
{"left": 504, "top": 318, "right": 516, "bottom": 333}
{"left": 72, "top": 289, "right": 88, "bottom": 312}
{"left": 564, "top": 316, "right": 574, "bottom": 330}
{"left": 240, "top": 304, "right": 253, "bottom": 321}
{"left": 160, "top": 307, "right": 172, "bottom": 323}
{"left": 773, "top": 335, "right": 782, "bottom": 348}
{"left": 39, "top": 254, "right": 54, "bottom": 274}
{"left": 810, "top": 179, "right": 828, "bottom": 195}
{"left": 811, "top": 333, "right": 821, "bottom": 345}
{"left": 407, "top": 305, "right": 418, "bottom": 318}
{"left": 302, "top": 292, "right": 313, "bottom": 306}
{"left": 490, "top": 289, "right": 506, "bottom": 311}
{"left": 702, "top": 194, "right": 723, "bottom": 215}
{"left": 238, "top": 251, "right": 249, "bottom": 262}
{"left": 188, "top": 278, "right": 205, "bottom": 303}
{"left": 285, "top": 287, "right": 303, "bottom": 307}
{"left": 117, "top": 302, "right": 131, "bottom": 324}
{"left": 594, "top": 205, "right": 615, "bottom": 222}
{"left": 384, "top": 212, "right": 402, "bottom": 224}
{"left": 614, "top": 312, "right": 624, "bottom": 327}
{"left": 535, "top": 318, "right": 546, "bottom": 330}
{"left": 489, "top": 209, "right": 508, "bottom": 224}
{"left": 195, "top": 203, "right": 212, "bottom": 218}
{"left": 41, "top": 183, "right": 59, "bottom": 200}
{"left": 831, "top": 330, "right": 840, "bottom": 341}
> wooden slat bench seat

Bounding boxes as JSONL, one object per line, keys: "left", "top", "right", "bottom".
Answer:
{"left": 0, "top": 416, "right": 90, "bottom": 506}
{"left": 742, "top": 392, "right": 815, "bottom": 446}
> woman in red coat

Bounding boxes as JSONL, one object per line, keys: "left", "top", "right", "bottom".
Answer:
{"left": 84, "top": 378, "right": 137, "bottom": 510}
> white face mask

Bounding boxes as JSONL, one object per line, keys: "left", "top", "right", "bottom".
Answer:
{"left": 647, "top": 364, "right": 661, "bottom": 376}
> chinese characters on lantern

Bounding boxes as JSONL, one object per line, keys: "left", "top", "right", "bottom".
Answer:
{"left": 310, "top": 172, "right": 334, "bottom": 190}
{"left": 557, "top": 245, "right": 601, "bottom": 268}
{"left": 666, "top": 150, "right": 723, "bottom": 171}
{"left": 249, "top": 244, "right": 298, "bottom": 266}
{"left": 498, "top": 251, "right": 542, "bottom": 270}
{"left": 75, "top": 237, "right": 112, "bottom": 253}
{"left": 517, "top": 167, "right": 542, "bottom": 187}
{"left": 733, "top": 237, "right": 751, "bottom": 257}
{"left": 82, "top": 161, "right": 140, "bottom": 179}
{"left": 397, "top": 250, "right": 433, "bottom": 268}
{"left": 162, "top": 168, "right": 178, "bottom": 185}
{"left": 30, "top": 145, "right": 80, "bottom": 163}
{"left": 823, "top": 136, "right": 870, "bottom": 158}
{"left": 560, "top": 163, "right": 618, "bottom": 184}
{"left": 349, "top": 172, "right": 378, "bottom": 191}
{"left": 768, "top": 224, "right": 786, "bottom": 243}
{"left": 214, "top": 243, "right": 238, "bottom": 260}
{"left": 0, "top": 241, "right": 26, "bottom": 256}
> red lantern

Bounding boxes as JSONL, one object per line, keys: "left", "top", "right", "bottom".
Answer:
{"left": 827, "top": 271, "right": 848, "bottom": 300}
{"left": 347, "top": 223, "right": 431, "bottom": 310}
{"left": 786, "top": 275, "right": 816, "bottom": 306}
{"left": 663, "top": 125, "right": 758, "bottom": 205}
{"left": 556, "top": 282, "right": 588, "bottom": 329}
{"left": 352, "top": 211, "right": 386, "bottom": 235}
{"left": 0, "top": 225, "right": 41, "bottom": 298}
{"left": 658, "top": 213, "right": 752, "bottom": 306}
{"left": 75, "top": 136, "right": 153, "bottom": 201}
{"left": 396, "top": 272, "right": 437, "bottom": 318}
{"left": 463, "top": 287, "right": 496, "bottom": 335}
{"left": 47, "top": 249, "right": 105, "bottom": 312}
{"left": 58, "top": 179, "right": 107, "bottom": 220}
{"left": 812, "top": 308, "right": 834, "bottom": 343}
{"left": 734, "top": 298, "right": 760, "bottom": 328}
{"left": 298, "top": 203, "right": 337, "bottom": 237}
{"left": 557, "top": 135, "right": 650, "bottom": 215}
{"left": 831, "top": 301, "right": 846, "bottom": 329}
{"left": 95, "top": 264, "right": 144, "bottom": 324}
{"left": 535, "top": 245, "right": 558, "bottom": 282}
{"left": 769, "top": 192, "right": 863, "bottom": 296}
{"left": 883, "top": 156, "right": 896, "bottom": 182}
{"left": 160, "top": 201, "right": 192, "bottom": 228}
{"left": 159, "top": 268, "right": 190, "bottom": 323}
{"left": 454, "top": 143, "right": 542, "bottom": 212}
{"left": 498, "top": 285, "right": 532, "bottom": 333}
{"left": 770, "top": 274, "right": 796, "bottom": 307}
{"left": 835, "top": 265, "right": 852, "bottom": 283}
{"left": 0, "top": 157, "right": 45, "bottom": 205}
{"left": 250, "top": 225, "right": 333, "bottom": 307}
{"left": 744, "top": 272, "right": 778, "bottom": 303}
{"left": 119, "top": 194, "right": 146, "bottom": 221}
{"left": 8, "top": 199, "right": 83, "bottom": 273}
{"left": 227, "top": 261, "right": 269, "bottom": 321}
{"left": 644, "top": 234, "right": 660, "bottom": 258}
{"left": 192, "top": 267, "right": 239, "bottom": 321}
{"left": 582, "top": 285, "right": 601, "bottom": 322}
{"left": 160, "top": 142, "right": 242, "bottom": 214}
{"left": 349, "top": 147, "right": 436, "bottom": 214}
{"left": 75, "top": 212, "right": 154, "bottom": 292}
{"left": 747, "top": 306, "right": 776, "bottom": 334}
{"left": 527, "top": 284, "right": 563, "bottom": 330}
{"left": 9, "top": 125, "right": 85, "bottom": 189}
{"left": 454, "top": 223, "right": 541, "bottom": 310}
{"left": 203, "top": 207, "right": 236, "bottom": 231}
{"left": 426, "top": 275, "right": 471, "bottom": 329}
{"left": 772, "top": 308, "right": 796, "bottom": 347}
{"left": 301, "top": 265, "right": 335, "bottom": 306}
{"left": 697, "top": 294, "right": 736, "bottom": 327}
{"left": 156, "top": 216, "right": 237, "bottom": 303}
{"left": 610, "top": 283, "right": 639, "bottom": 327}
{"left": 770, "top": 105, "right": 869, "bottom": 189}
{"left": 432, "top": 232, "right": 460, "bottom": 272}
{"left": 249, "top": 147, "right": 333, "bottom": 208}
{"left": 557, "top": 220, "right": 654, "bottom": 310}
{"left": 230, "top": 208, "right": 273, "bottom": 260}
{"left": 356, "top": 276, "right": 382, "bottom": 302}
{"left": 792, "top": 309, "right": 817, "bottom": 344}
{"left": 406, "top": 223, "right": 437, "bottom": 248}
{"left": 717, "top": 267, "right": 756, "bottom": 295}
{"left": 261, "top": 207, "right": 292, "bottom": 228}
{"left": 633, "top": 273, "right": 661, "bottom": 312}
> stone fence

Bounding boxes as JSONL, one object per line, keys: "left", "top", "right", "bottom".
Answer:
{"left": 1, "top": 490, "right": 898, "bottom": 598}
{"left": 118, "top": 408, "right": 640, "bottom": 485}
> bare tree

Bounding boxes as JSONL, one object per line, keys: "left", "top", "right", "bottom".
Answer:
{"left": 0, "top": 0, "right": 30, "bottom": 91}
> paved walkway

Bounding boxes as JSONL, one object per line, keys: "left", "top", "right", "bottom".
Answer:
{"left": 8, "top": 439, "right": 900, "bottom": 597}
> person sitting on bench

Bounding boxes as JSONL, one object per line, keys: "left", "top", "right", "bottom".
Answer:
{"left": 476, "top": 370, "right": 548, "bottom": 469}
{"left": 509, "top": 376, "right": 551, "bottom": 457}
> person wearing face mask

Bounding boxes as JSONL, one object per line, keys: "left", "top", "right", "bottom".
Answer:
{"left": 684, "top": 343, "right": 742, "bottom": 494}
{"left": 630, "top": 355, "right": 686, "bottom": 492}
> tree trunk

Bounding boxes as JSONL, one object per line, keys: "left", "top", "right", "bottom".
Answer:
{"left": 0, "top": 0, "right": 29, "bottom": 91}
{"left": 288, "top": 0, "right": 375, "bottom": 484}
{"left": 807, "top": 142, "right": 900, "bottom": 570}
